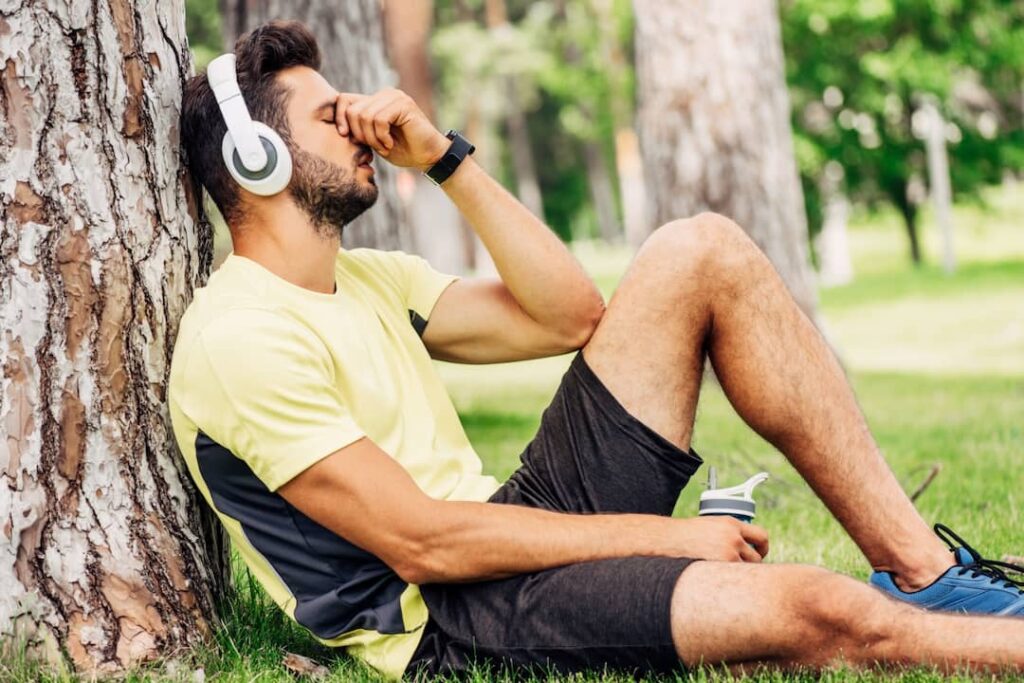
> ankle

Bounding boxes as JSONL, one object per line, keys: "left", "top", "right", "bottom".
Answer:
{"left": 889, "top": 552, "right": 955, "bottom": 592}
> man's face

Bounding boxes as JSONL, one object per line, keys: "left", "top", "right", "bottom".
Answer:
{"left": 276, "top": 66, "right": 378, "bottom": 238}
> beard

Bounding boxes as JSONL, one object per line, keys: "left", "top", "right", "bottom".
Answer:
{"left": 287, "top": 145, "right": 378, "bottom": 241}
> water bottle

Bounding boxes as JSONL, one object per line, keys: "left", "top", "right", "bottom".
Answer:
{"left": 698, "top": 467, "right": 769, "bottom": 523}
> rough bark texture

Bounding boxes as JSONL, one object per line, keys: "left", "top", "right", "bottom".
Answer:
{"left": 0, "top": 0, "right": 229, "bottom": 673}
{"left": 633, "top": 0, "right": 817, "bottom": 315}
{"left": 221, "top": 0, "right": 413, "bottom": 251}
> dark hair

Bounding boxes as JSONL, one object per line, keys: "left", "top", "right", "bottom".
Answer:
{"left": 180, "top": 20, "right": 322, "bottom": 224}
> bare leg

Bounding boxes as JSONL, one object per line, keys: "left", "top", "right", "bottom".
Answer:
{"left": 672, "top": 561, "right": 1024, "bottom": 673}
{"left": 582, "top": 212, "right": 951, "bottom": 587}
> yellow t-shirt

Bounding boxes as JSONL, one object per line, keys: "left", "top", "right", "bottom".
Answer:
{"left": 168, "top": 249, "right": 501, "bottom": 678}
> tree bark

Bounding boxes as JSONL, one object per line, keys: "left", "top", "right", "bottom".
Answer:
{"left": 0, "top": 0, "right": 228, "bottom": 673}
{"left": 633, "top": 0, "right": 818, "bottom": 316}
{"left": 221, "top": 0, "right": 413, "bottom": 251}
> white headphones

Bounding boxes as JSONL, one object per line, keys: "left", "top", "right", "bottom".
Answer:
{"left": 207, "top": 54, "right": 293, "bottom": 196}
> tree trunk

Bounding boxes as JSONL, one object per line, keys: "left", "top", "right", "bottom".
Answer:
{"left": 886, "top": 176, "right": 923, "bottom": 266}
{"left": 504, "top": 79, "right": 546, "bottom": 220}
{"left": 897, "top": 193, "right": 923, "bottom": 266}
{"left": 463, "top": 99, "right": 498, "bottom": 275}
{"left": 221, "top": 0, "right": 413, "bottom": 251}
{"left": 616, "top": 128, "right": 649, "bottom": 249}
{"left": 815, "top": 195, "right": 854, "bottom": 287}
{"left": 920, "top": 99, "right": 955, "bottom": 274}
{"left": 382, "top": 0, "right": 471, "bottom": 275}
{"left": 486, "top": 0, "right": 545, "bottom": 220}
{"left": 583, "top": 140, "right": 622, "bottom": 243}
{"left": 633, "top": 0, "right": 818, "bottom": 316}
{"left": 0, "top": 0, "right": 228, "bottom": 674}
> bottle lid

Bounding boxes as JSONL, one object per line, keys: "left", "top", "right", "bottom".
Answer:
{"left": 698, "top": 471, "right": 769, "bottom": 518}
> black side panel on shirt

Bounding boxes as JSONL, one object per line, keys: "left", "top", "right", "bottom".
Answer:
{"left": 194, "top": 432, "right": 409, "bottom": 638}
{"left": 408, "top": 309, "right": 429, "bottom": 337}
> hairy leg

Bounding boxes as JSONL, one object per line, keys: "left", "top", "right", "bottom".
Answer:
{"left": 582, "top": 213, "right": 950, "bottom": 587}
{"left": 671, "top": 561, "right": 1024, "bottom": 674}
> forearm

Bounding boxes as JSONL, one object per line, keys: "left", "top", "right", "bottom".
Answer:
{"left": 408, "top": 499, "right": 680, "bottom": 584}
{"left": 441, "top": 158, "right": 605, "bottom": 340}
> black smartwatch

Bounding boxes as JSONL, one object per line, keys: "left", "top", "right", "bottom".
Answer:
{"left": 424, "top": 129, "right": 475, "bottom": 185}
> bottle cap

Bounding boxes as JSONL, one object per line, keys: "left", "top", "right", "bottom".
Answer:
{"left": 698, "top": 470, "right": 769, "bottom": 519}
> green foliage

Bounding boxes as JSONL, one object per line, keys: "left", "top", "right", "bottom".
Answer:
{"left": 184, "top": 0, "right": 1023, "bottom": 261}
{"left": 431, "top": 0, "right": 633, "bottom": 240}
{"left": 782, "top": 0, "right": 1024, "bottom": 261}
{"left": 185, "top": 0, "right": 222, "bottom": 69}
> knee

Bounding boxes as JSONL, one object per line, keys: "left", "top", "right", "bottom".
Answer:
{"left": 793, "top": 569, "right": 901, "bottom": 664}
{"left": 640, "top": 212, "right": 761, "bottom": 278}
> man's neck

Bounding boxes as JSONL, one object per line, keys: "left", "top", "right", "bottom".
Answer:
{"left": 230, "top": 198, "right": 341, "bottom": 295}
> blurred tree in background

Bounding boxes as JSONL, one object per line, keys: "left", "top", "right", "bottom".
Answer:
{"left": 633, "top": 0, "right": 818, "bottom": 317}
{"left": 784, "top": 0, "right": 1024, "bottom": 265}
{"left": 183, "top": 0, "right": 1024, "bottom": 272}
{"left": 432, "top": 0, "right": 635, "bottom": 242}
{"left": 383, "top": 0, "right": 476, "bottom": 275}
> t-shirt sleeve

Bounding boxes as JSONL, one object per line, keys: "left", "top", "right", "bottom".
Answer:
{"left": 184, "top": 309, "right": 365, "bottom": 491}
{"left": 375, "top": 250, "right": 459, "bottom": 335}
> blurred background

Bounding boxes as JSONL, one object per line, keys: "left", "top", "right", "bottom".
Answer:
{"left": 185, "top": 0, "right": 1022, "bottom": 570}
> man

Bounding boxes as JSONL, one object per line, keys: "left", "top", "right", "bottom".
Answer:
{"left": 171, "top": 20, "right": 1023, "bottom": 680}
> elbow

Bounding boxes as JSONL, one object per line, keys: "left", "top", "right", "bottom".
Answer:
{"left": 393, "top": 546, "right": 451, "bottom": 585}
{"left": 564, "top": 297, "right": 605, "bottom": 349}
{"left": 391, "top": 536, "right": 450, "bottom": 585}
{"left": 394, "top": 561, "right": 431, "bottom": 586}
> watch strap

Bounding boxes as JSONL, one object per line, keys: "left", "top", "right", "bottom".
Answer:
{"left": 424, "top": 130, "right": 475, "bottom": 185}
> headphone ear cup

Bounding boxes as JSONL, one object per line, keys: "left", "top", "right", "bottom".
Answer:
{"left": 221, "top": 122, "right": 293, "bottom": 196}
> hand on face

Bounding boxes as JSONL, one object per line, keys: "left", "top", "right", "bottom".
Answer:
{"left": 332, "top": 89, "right": 449, "bottom": 172}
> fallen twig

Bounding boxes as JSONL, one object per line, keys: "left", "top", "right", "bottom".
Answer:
{"left": 1002, "top": 555, "right": 1024, "bottom": 567}
{"left": 910, "top": 464, "right": 942, "bottom": 502}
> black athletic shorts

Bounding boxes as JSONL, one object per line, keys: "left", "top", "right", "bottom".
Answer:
{"left": 406, "top": 351, "right": 705, "bottom": 678}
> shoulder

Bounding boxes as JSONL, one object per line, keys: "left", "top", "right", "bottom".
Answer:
{"left": 340, "top": 247, "right": 444, "bottom": 278}
{"left": 173, "top": 307, "right": 329, "bottom": 396}
{"left": 200, "top": 307, "right": 327, "bottom": 367}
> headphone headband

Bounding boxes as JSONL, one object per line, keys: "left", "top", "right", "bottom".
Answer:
{"left": 208, "top": 54, "right": 268, "bottom": 172}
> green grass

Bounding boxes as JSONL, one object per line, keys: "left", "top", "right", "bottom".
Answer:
{"left": 11, "top": 185, "right": 1024, "bottom": 681}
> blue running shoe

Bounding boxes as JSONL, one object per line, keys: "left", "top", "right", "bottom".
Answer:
{"left": 869, "top": 524, "right": 1024, "bottom": 616}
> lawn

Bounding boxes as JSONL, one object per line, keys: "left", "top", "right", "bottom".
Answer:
{"left": 7, "top": 187, "right": 1022, "bottom": 681}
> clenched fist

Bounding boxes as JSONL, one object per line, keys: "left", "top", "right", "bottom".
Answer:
{"left": 332, "top": 89, "right": 449, "bottom": 172}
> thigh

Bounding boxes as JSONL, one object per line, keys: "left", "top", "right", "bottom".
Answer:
{"left": 494, "top": 350, "right": 702, "bottom": 517}
{"left": 411, "top": 555, "right": 698, "bottom": 678}
{"left": 582, "top": 221, "right": 714, "bottom": 451}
